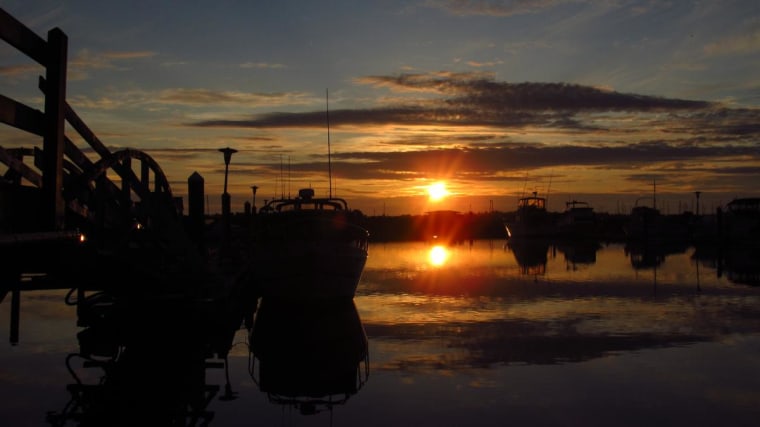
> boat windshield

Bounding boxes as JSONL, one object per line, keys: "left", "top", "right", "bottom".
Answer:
{"left": 727, "top": 198, "right": 760, "bottom": 214}
{"left": 275, "top": 200, "right": 346, "bottom": 212}
{"left": 518, "top": 197, "right": 545, "bottom": 209}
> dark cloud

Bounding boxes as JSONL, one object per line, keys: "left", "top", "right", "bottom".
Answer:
{"left": 235, "top": 143, "right": 758, "bottom": 183}
{"left": 189, "top": 73, "right": 714, "bottom": 130}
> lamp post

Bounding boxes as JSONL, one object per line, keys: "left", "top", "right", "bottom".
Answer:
{"left": 218, "top": 147, "right": 237, "bottom": 245}
{"left": 218, "top": 147, "right": 237, "bottom": 217}
{"left": 695, "top": 191, "right": 701, "bottom": 216}
{"left": 251, "top": 185, "right": 259, "bottom": 213}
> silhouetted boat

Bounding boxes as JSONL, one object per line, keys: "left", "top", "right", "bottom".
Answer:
{"left": 504, "top": 192, "right": 555, "bottom": 239}
{"left": 249, "top": 297, "right": 369, "bottom": 415}
{"left": 252, "top": 188, "right": 369, "bottom": 298}
{"left": 623, "top": 204, "right": 661, "bottom": 240}
{"left": 508, "top": 237, "right": 550, "bottom": 276}
{"left": 556, "top": 200, "right": 596, "bottom": 238}
{"left": 720, "top": 197, "right": 760, "bottom": 242}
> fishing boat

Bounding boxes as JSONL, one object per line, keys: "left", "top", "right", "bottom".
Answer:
{"left": 720, "top": 197, "right": 760, "bottom": 242}
{"left": 504, "top": 192, "right": 555, "bottom": 239}
{"left": 249, "top": 90, "right": 369, "bottom": 298}
{"left": 251, "top": 188, "right": 369, "bottom": 298}
{"left": 556, "top": 200, "right": 596, "bottom": 238}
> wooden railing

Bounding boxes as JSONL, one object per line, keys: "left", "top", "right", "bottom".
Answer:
{"left": 0, "top": 7, "right": 174, "bottom": 236}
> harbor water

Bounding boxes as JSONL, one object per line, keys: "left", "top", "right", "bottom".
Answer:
{"left": 2, "top": 239, "right": 760, "bottom": 426}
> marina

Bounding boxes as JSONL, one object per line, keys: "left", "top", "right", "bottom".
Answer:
{"left": 2, "top": 5, "right": 760, "bottom": 426}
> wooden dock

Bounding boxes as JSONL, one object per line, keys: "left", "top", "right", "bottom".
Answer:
{"left": 0, "top": 6, "right": 254, "bottom": 345}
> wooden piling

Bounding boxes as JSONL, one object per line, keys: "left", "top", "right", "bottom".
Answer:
{"left": 188, "top": 172, "right": 205, "bottom": 252}
{"left": 41, "top": 28, "right": 67, "bottom": 231}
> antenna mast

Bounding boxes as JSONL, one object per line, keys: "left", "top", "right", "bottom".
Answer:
{"left": 326, "top": 88, "right": 332, "bottom": 198}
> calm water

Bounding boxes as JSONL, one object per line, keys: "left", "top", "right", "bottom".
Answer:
{"left": 2, "top": 239, "right": 760, "bottom": 426}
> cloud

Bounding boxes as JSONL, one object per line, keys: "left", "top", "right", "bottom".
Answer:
{"left": 68, "top": 88, "right": 313, "bottom": 110}
{"left": 66, "top": 49, "right": 157, "bottom": 80}
{"left": 157, "top": 88, "right": 312, "bottom": 107}
{"left": 425, "top": 0, "right": 580, "bottom": 17}
{"left": 704, "top": 28, "right": 760, "bottom": 56}
{"left": 467, "top": 60, "right": 504, "bottom": 67}
{"left": 231, "top": 141, "right": 759, "bottom": 184}
{"left": 0, "top": 63, "right": 42, "bottom": 79}
{"left": 190, "top": 72, "right": 714, "bottom": 130}
{"left": 239, "top": 62, "right": 287, "bottom": 69}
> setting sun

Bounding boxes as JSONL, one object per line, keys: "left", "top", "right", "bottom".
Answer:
{"left": 427, "top": 182, "right": 450, "bottom": 202}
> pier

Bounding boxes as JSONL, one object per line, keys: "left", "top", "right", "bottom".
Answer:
{"left": 1, "top": 6, "right": 252, "bottom": 346}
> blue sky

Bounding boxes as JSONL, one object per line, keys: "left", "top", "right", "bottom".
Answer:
{"left": 1, "top": 0, "right": 759, "bottom": 215}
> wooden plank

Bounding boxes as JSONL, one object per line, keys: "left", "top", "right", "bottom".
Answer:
{"left": 0, "top": 94, "right": 44, "bottom": 136}
{"left": 0, "top": 146, "right": 42, "bottom": 187}
{"left": 40, "top": 76, "right": 112, "bottom": 160}
{"left": 0, "top": 7, "right": 48, "bottom": 66}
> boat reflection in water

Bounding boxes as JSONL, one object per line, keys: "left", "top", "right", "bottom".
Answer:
{"left": 507, "top": 237, "right": 550, "bottom": 276}
{"left": 249, "top": 297, "right": 369, "bottom": 416}
{"left": 46, "top": 290, "right": 249, "bottom": 426}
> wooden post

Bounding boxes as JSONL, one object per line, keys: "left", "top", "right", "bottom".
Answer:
{"left": 10, "top": 289, "right": 20, "bottom": 345}
{"left": 188, "top": 172, "right": 205, "bottom": 253}
{"left": 141, "top": 158, "right": 150, "bottom": 191}
{"left": 41, "top": 28, "right": 68, "bottom": 231}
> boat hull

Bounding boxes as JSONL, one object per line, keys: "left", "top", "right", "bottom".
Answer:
{"left": 253, "top": 240, "right": 367, "bottom": 299}
{"left": 250, "top": 212, "right": 369, "bottom": 299}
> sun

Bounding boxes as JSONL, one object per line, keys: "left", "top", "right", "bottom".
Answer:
{"left": 427, "top": 181, "right": 449, "bottom": 202}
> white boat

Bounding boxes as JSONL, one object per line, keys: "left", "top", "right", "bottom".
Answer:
{"left": 251, "top": 188, "right": 369, "bottom": 299}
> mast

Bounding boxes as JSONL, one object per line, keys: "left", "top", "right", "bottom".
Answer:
{"left": 326, "top": 88, "right": 332, "bottom": 198}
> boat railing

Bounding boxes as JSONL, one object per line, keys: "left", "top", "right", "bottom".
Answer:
{"left": 260, "top": 197, "right": 350, "bottom": 213}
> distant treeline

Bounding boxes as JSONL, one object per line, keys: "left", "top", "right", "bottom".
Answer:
{"left": 354, "top": 211, "right": 505, "bottom": 242}
{"left": 223, "top": 210, "right": 680, "bottom": 243}
{"left": 352, "top": 211, "right": 633, "bottom": 242}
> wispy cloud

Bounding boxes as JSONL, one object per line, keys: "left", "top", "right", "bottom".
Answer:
{"left": 68, "top": 49, "right": 158, "bottom": 80}
{"left": 157, "top": 88, "right": 311, "bottom": 107}
{"left": 239, "top": 62, "right": 287, "bottom": 69}
{"left": 704, "top": 27, "right": 760, "bottom": 56}
{"left": 68, "top": 88, "right": 313, "bottom": 110}
{"left": 425, "top": 0, "right": 580, "bottom": 17}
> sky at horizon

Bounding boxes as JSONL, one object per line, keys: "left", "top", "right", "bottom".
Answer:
{"left": 1, "top": 0, "right": 759, "bottom": 215}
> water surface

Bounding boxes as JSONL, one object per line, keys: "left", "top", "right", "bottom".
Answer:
{"left": 2, "top": 239, "right": 760, "bottom": 426}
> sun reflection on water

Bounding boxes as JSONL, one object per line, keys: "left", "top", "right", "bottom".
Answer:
{"left": 428, "top": 245, "right": 450, "bottom": 267}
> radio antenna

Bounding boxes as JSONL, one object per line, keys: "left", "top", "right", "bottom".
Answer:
{"left": 326, "top": 88, "right": 332, "bottom": 198}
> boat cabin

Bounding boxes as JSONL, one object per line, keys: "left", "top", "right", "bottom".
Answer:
{"left": 726, "top": 198, "right": 760, "bottom": 215}
{"left": 517, "top": 192, "right": 546, "bottom": 210}
{"left": 260, "top": 188, "right": 350, "bottom": 213}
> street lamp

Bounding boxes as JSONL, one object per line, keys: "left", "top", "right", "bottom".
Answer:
{"left": 218, "top": 147, "right": 237, "bottom": 217}
{"left": 695, "top": 191, "right": 702, "bottom": 216}
{"left": 251, "top": 185, "right": 259, "bottom": 213}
